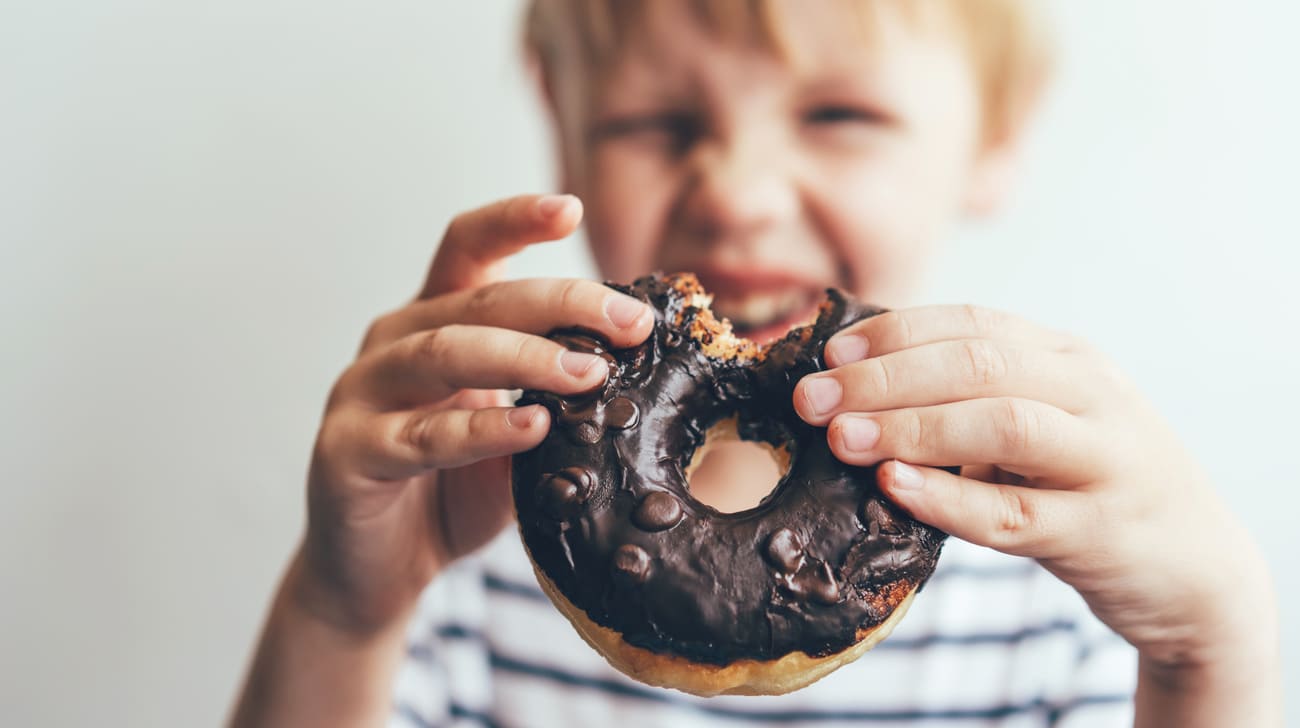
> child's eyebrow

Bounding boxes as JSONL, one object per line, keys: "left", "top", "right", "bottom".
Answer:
{"left": 798, "top": 74, "right": 883, "bottom": 95}
{"left": 589, "top": 75, "right": 697, "bottom": 114}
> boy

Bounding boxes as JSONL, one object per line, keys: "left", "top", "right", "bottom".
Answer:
{"left": 232, "top": 1, "right": 1281, "bottom": 725}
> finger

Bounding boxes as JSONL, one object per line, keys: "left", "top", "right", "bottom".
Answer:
{"left": 347, "top": 324, "right": 609, "bottom": 409}
{"left": 420, "top": 194, "right": 583, "bottom": 299}
{"left": 824, "top": 305, "right": 1078, "bottom": 368}
{"left": 796, "top": 338, "right": 1098, "bottom": 424}
{"left": 378, "top": 278, "right": 653, "bottom": 349}
{"left": 960, "top": 463, "right": 1029, "bottom": 487}
{"left": 877, "top": 460, "right": 1092, "bottom": 560}
{"left": 347, "top": 404, "right": 551, "bottom": 480}
{"left": 825, "top": 398, "right": 1106, "bottom": 484}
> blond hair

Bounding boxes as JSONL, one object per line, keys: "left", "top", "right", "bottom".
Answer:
{"left": 523, "top": 0, "right": 1053, "bottom": 144}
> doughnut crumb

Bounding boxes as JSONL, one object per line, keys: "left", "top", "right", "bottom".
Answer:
{"left": 665, "top": 272, "right": 821, "bottom": 361}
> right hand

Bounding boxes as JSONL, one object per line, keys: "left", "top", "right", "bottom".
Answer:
{"left": 294, "top": 194, "right": 654, "bottom": 634}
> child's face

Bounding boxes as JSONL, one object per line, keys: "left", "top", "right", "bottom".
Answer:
{"left": 559, "top": 2, "right": 1004, "bottom": 342}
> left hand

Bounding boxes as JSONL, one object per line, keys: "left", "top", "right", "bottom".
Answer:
{"left": 792, "top": 304, "right": 1276, "bottom": 676}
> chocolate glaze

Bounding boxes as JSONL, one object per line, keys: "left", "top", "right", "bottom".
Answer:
{"left": 513, "top": 273, "right": 947, "bottom": 666}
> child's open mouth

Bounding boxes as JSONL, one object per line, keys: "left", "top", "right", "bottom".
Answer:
{"left": 708, "top": 289, "right": 822, "bottom": 345}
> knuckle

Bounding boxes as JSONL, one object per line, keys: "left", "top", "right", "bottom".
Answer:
{"left": 993, "top": 487, "right": 1037, "bottom": 543}
{"left": 314, "top": 411, "right": 347, "bottom": 459}
{"left": 1055, "top": 329, "right": 1089, "bottom": 354}
{"left": 397, "top": 410, "right": 442, "bottom": 460}
{"left": 512, "top": 334, "right": 539, "bottom": 372}
{"left": 873, "top": 310, "right": 912, "bottom": 349}
{"left": 324, "top": 374, "right": 352, "bottom": 411}
{"left": 863, "top": 358, "right": 894, "bottom": 399}
{"left": 555, "top": 278, "right": 588, "bottom": 315}
{"left": 442, "top": 211, "right": 471, "bottom": 246}
{"left": 1092, "top": 350, "right": 1135, "bottom": 395}
{"left": 465, "top": 409, "right": 497, "bottom": 445}
{"left": 894, "top": 409, "right": 927, "bottom": 454}
{"left": 998, "top": 398, "right": 1041, "bottom": 455}
{"left": 873, "top": 308, "right": 915, "bottom": 351}
{"left": 892, "top": 310, "right": 914, "bottom": 348}
{"left": 960, "top": 338, "right": 1008, "bottom": 387}
{"left": 961, "top": 303, "right": 1004, "bottom": 336}
{"left": 360, "top": 314, "right": 391, "bottom": 352}
{"left": 464, "top": 281, "right": 503, "bottom": 320}
{"left": 412, "top": 326, "right": 451, "bottom": 364}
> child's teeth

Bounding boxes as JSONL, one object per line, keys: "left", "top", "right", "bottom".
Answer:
{"left": 713, "top": 291, "right": 809, "bottom": 328}
{"left": 738, "top": 296, "right": 777, "bottom": 324}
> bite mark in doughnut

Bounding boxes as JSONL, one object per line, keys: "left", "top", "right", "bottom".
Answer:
{"left": 512, "top": 272, "right": 947, "bottom": 696}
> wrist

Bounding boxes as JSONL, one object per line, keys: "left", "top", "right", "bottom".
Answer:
{"left": 286, "top": 542, "right": 424, "bottom": 641}
{"left": 1135, "top": 631, "right": 1282, "bottom": 728}
{"left": 230, "top": 552, "right": 415, "bottom": 728}
{"left": 1138, "top": 558, "right": 1278, "bottom": 688}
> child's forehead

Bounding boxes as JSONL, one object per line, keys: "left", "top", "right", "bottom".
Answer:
{"left": 576, "top": 2, "right": 962, "bottom": 115}
{"left": 527, "top": 0, "right": 1051, "bottom": 144}
{"left": 585, "top": 1, "right": 950, "bottom": 79}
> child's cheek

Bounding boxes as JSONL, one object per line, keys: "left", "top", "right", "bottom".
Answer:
{"left": 582, "top": 151, "right": 676, "bottom": 280}
{"left": 804, "top": 165, "right": 938, "bottom": 306}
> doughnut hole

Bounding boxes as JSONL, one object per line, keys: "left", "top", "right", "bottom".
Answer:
{"left": 685, "top": 416, "right": 792, "bottom": 513}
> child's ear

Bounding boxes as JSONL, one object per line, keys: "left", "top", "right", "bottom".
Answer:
{"left": 963, "top": 66, "right": 1052, "bottom": 218}
{"left": 963, "top": 139, "right": 1020, "bottom": 218}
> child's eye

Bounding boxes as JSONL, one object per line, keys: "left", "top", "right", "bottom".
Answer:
{"left": 803, "top": 105, "right": 888, "bottom": 126}
{"left": 589, "top": 113, "right": 703, "bottom": 156}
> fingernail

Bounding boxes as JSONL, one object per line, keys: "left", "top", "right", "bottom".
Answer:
{"left": 605, "top": 295, "right": 648, "bottom": 329}
{"left": 802, "top": 377, "right": 842, "bottom": 417}
{"left": 826, "top": 335, "right": 868, "bottom": 367}
{"left": 507, "top": 405, "right": 542, "bottom": 428}
{"left": 560, "top": 350, "right": 602, "bottom": 378}
{"left": 890, "top": 461, "right": 924, "bottom": 490}
{"left": 536, "top": 194, "right": 574, "bottom": 219}
{"left": 839, "top": 417, "right": 880, "bottom": 453}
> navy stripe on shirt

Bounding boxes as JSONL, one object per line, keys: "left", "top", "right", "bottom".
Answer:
{"left": 395, "top": 565, "right": 1125, "bottom": 725}
{"left": 405, "top": 637, "right": 1128, "bottom": 725}
{"left": 399, "top": 650, "right": 1128, "bottom": 725}
{"left": 395, "top": 702, "right": 507, "bottom": 728}
{"left": 492, "top": 652, "right": 1129, "bottom": 722}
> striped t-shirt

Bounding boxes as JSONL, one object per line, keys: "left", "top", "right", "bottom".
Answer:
{"left": 391, "top": 531, "right": 1136, "bottom": 728}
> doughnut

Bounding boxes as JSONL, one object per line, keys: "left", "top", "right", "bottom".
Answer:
{"left": 511, "top": 272, "right": 947, "bottom": 696}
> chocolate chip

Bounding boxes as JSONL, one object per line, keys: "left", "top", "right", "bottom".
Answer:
{"left": 603, "top": 397, "right": 640, "bottom": 429}
{"left": 537, "top": 467, "right": 596, "bottom": 520}
{"left": 764, "top": 528, "right": 804, "bottom": 573}
{"left": 558, "top": 466, "right": 595, "bottom": 494}
{"left": 574, "top": 421, "right": 601, "bottom": 444}
{"left": 778, "top": 560, "right": 841, "bottom": 605}
{"left": 612, "top": 544, "right": 651, "bottom": 583}
{"left": 631, "top": 491, "right": 683, "bottom": 532}
{"left": 808, "top": 564, "right": 841, "bottom": 606}
{"left": 539, "top": 474, "right": 583, "bottom": 520}
{"left": 862, "top": 498, "right": 900, "bottom": 537}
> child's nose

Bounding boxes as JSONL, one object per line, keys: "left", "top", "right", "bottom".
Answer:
{"left": 681, "top": 136, "right": 799, "bottom": 241}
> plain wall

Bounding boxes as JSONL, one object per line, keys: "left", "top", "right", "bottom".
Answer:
{"left": 2, "top": 1, "right": 1297, "bottom": 725}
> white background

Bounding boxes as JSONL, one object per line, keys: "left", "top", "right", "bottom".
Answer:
{"left": 2, "top": 1, "right": 1297, "bottom": 725}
